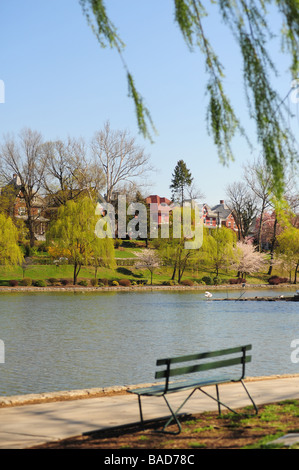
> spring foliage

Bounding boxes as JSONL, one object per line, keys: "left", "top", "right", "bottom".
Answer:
{"left": 79, "top": 0, "right": 299, "bottom": 198}
{"left": 0, "top": 214, "right": 24, "bottom": 266}
{"left": 47, "top": 198, "right": 115, "bottom": 284}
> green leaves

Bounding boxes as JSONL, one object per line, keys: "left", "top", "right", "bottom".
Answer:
{"left": 170, "top": 159, "right": 193, "bottom": 204}
{"left": 0, "top": 214, "right": 24, "bottom": 266}
{"left": 80, "top": 0, "right": 299, "bottom": 198}
{"left": 127, "top": 73, "right": 156, "bottom": 144}
{"left": 80, "top": 0, "right": 157, "bottom": 143}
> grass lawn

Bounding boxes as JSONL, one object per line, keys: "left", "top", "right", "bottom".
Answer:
{"left": 0, "top": 243, "right": 289, "bottom": 286}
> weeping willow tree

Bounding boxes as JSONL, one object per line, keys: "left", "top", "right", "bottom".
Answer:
{"left": 79, "top": 0, "right": 299, "bottom": 198}
{"left": 47, "top": 197, "right": 115, "bottom": 284}
{"left": 0, "top": 214, "right": 24, "bottom": 266}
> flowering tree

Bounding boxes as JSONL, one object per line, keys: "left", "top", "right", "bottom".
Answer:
{"left": 134, "top": 249, "right": 161, "bottom": 285}
{"left": 231, "top": 242, "right": 267, "bottom": 279}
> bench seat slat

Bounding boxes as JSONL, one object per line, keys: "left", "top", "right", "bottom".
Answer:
{"left": 128, "top": 375, "right": 239, "bottom": 397}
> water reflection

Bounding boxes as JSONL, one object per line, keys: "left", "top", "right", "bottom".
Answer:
{"left": 0, "top": 290, "right": 298, "bottom": 396}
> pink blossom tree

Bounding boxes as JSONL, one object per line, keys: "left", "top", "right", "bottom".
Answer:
{"left": 231, "top": 242, "right": 267, "bottom": 279}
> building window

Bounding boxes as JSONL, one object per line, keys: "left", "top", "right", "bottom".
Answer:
{"left": 18, "top": 207, "right": 26, "bottom": 216}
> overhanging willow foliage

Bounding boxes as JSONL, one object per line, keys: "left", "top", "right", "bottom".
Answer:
{"left": 80, "top": 0, "right": 299, "bottom": 198}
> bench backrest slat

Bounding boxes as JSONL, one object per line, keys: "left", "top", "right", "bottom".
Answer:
{"left": 154, "top": 345, "right": 252, "bottom": 385}
{"left": 155, "top": 355, "right": 251, "bottom": 379}
{"left": 156, "top": 345, "right": 251, "bottom": 367}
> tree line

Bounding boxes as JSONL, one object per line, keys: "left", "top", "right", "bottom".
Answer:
{"left": 0, "top": 125, "right": 298, "bottom": 285}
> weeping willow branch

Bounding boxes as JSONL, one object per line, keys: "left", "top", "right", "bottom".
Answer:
{"left": 79, "top": 0, "right": 299, "bottom": 198}
{"left": 80, "top": 0, "right": 156, "bottom": 142}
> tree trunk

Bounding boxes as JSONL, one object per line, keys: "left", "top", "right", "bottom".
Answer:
{"left": 27, "top": 213, "right": 36, "bottom": 248}
{"left": 257, "top": 208, "right": 264, "bottom": 252}
{"left": 73, "top": 262, "right": 81, "bottom": 285}
{"left": 171, "top": 248, "right": 180, "bottom": 280}
{"left": 268, "top": 216, "right": 278, "bottom": 275}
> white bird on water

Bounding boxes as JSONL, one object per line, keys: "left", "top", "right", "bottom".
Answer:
{"left": 205, "top": 291, "right": 213, "bottom": 298}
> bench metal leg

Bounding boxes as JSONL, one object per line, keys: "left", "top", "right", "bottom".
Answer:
{"left": 240, "top": 379, "right": 258, "bottom": 414}
{"left": 216, "top": 384, "right": 221, "bottom": 415}
{"left": 137, "top": 395, "right": 144, "bottom": 424}
{"left": 197, "top": 387, "right": 239, "bottom": 415}
{"left": 135, "top": 380, "right": 257, "bottom": 435}
{"left": 160, "top": 388, "right": 198, "bottom": 435}
{"left": 197, "top": 381, "right": 258, "bottom": 416}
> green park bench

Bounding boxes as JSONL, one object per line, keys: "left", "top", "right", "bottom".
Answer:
{"left": 128, "top": 344, "right": 258, "bottom": 434}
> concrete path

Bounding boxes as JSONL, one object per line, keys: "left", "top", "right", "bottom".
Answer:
{"left": 1, "top": 375, "right": 299, "bottom": 449}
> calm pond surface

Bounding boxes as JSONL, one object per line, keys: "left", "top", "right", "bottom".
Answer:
{"left": 0, "top": 289, "right": 298, "bottom": 396}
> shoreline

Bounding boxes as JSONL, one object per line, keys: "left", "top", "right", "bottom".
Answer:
{"left": 1, "top": 374, "right": 299, "bottom": 409}
{"left": 0, "top": 283, "right": 297, "bottom": 293}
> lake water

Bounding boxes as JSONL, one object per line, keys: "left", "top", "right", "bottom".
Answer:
{"left": 0, "top": 289, "right": 298, "bottom": 397}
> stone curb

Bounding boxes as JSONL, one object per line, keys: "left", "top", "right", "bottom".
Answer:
{"left": 1, "top": 374, "right": 299, "bottom": 408}
{"left": 0, "top": 284, "right": 297, "bottom": 293}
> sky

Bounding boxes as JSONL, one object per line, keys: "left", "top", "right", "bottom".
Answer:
{"left": 0, "top": 0, "right": 298, "bottom": 206}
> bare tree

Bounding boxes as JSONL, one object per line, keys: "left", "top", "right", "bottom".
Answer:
{"left": 0, "top": 128, "right": 47, "bottom": 247}
{"left": 42, "top": 137, "right": 105, "bottom": 206}
{"left": 186, "top": 182, "right": 205, "bottom": 202}
{"left": 91, "top": 121, "right": 153, "bottom": 203}
{"left": 244, "top": 158, "right": 274, "bottom": 251}
{"left": 226, "top": 182, "right": 258, "bottom": 241}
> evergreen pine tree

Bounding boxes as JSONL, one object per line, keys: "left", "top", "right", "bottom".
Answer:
{"left": 170, "top": 160, "right": 193, "bottom": 205}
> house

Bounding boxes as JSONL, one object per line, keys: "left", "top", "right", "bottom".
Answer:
{"left": 211, "top": 200, "right": 238, "bottom": 232}
{"left": 202, "top": 204, "right": 218, "bottom": 229}
{"left": 145, "top": 195, "right": 172, "bottom": 225}
{"left": 0, "top": 174, "right": 49, "bottom": 241}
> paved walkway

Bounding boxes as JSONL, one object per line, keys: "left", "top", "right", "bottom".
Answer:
{"left": 1, "top": 375, "right": 299, "bottom": 449}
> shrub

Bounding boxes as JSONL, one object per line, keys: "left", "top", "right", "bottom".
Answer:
{"left": 114, "top": 239, "right": 123, "bottom": 248}
{"left": 20, "top": 278, "right": 32, "bottom": 286}
{"left": 162, "top": 280, "right": 177, "bottom": 286}
{"left": 180, "top": 279, "right": 194, "bottom": 286}
{"left": 98, "top": 278, "right": 109, "bottom": 286}
{"left": 60, "top": 279, "right": 70, "bottom": 286}
{"left": 119, "top": 279, "right": 131, "bottom": 287}
{"left": 48, "top": 278, "right": 57, "bottom": 285}
{"left": 78, "top": 280, "right": 88, "bottom": 286}
{"left": 98, "top": 282, "right": 104, "bottom": 287}
{"left": 117, "top": 267, "right": 133, "bottom": 276}
{"left": 33, "top": 280, "right": 47, "bottom": 287}
{"left": 229, "top": 278, "right": 246, "bottom": 284}
{"left": 90, "top": 278, "right": 97, "bottom": 286}
{"left": 268, "top": 276, "right": 288, "bottom": 285}
{"left": 9, "top": 280, "right": 18, "bottom": 287}
{"left": 112, "top": 280, "right": 119, "bottom": 286}
{"left": 213, "top": 277, "right": 221, "bottom": 285}
{"left": 202, "top": 276, "right": 213, "bottom": 285}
